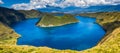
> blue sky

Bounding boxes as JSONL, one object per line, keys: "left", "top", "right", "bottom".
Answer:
{"left": 0, "top": 0, "right": 120, "bottom": 11}
{"left": 1, "top": 0, "right": 29, "bottom": 7}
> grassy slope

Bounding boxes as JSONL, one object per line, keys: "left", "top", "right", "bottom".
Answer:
{"left": 0, "top": 22, "right": 19, "bottom": 45}
{"left": 83, "top": 27, "right": 120, "bottom": 53}
{"left": 0, "top": 23, "right": 120, "bottom": 53}
{"left": 0, "top": 7, "right": 25, "bottom": 25}
{"left": 80, "top": 12, "right": 120, "bottom": 44}
{"left": 0, "top": 12, "right": 120, "bottom": 53}
{"left": 18, "top": 10, "right": 42, "bottom": 18}
{"left": 80, "top": 12, "right": 120, "bottom": 53}
{"left": 0, "top": 23, "right": 78, "bottom": 53}
{"left": 37, "top": 14, "right": 79, "bottom": 27}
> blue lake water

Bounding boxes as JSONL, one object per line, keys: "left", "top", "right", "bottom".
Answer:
{"left": 11, "top": 16, "right": 105, "bottom": 51}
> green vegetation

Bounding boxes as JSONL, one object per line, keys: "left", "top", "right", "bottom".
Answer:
{"left": 80, "top": 12, "right": 120, "bottom": 25}
{"left": 80, "top": 12, "right": 120, "bottom": 34}
{"left": 0, "top": 22, "right": 19, "bottom": 45}
{"left": 0, "top": 22, "right": 120, "bottom": 53}
{"left": 0, "top": 7, "right": 25, "bottom": 25}
{"left": 0, "top": 6, "right": 120, "bottom": 53}
{"left": 18, "top": 10, "right": 42, "bottom": 18}
{"left": 37, "top": 14, "right": 79, "bottom": 27}
{"left": 83, "top": 27, "right": 120, "bottom": 53}
{"left": 79, "top": 12, "right": 120, "bottom": 53}
{"left": 0, "top": 22, "right": 79, "bottom": 53}
{"left": 0, "top": 7, "right": 42, "bottom": 25}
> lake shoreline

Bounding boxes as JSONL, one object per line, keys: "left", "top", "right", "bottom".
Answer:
{"left": 0, "top": 6, "right": 119, "bottom": 52}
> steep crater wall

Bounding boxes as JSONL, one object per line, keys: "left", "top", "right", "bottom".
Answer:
{"left": 80, "top": 12, "right": 120, "bottom": 45}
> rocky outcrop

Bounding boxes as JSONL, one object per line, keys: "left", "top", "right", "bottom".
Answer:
{"left": 37, "top": 14, "right": 79, "bottom": 27}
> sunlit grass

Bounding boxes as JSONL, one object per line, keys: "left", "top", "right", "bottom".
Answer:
{"left": 0, "top": 12, "right": 120, "bottom": 53}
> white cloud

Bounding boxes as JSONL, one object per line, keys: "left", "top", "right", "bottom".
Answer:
{"left": 12, "top": 3, "right": 34, "bottom": 10}
{"left": 0, "top": 0, "right": 3, "bottom": 4}
{"left": 12, "top": 0, "right": 120, "bottom": 10}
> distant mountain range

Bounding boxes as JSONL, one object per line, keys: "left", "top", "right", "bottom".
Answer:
{"left": 38, "top": 5, "right": 120, "bottom": 14}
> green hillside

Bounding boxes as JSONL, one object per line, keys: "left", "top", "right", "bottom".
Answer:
{"left": 37, "top": 14, "right": 79, "bottom": 27}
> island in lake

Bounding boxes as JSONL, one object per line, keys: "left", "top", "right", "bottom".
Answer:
{"left": 0, "top": 0, "right": 120, "bottom": 53}
{"left": 37, "top": 14, "right": 79, "bottom": 27}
